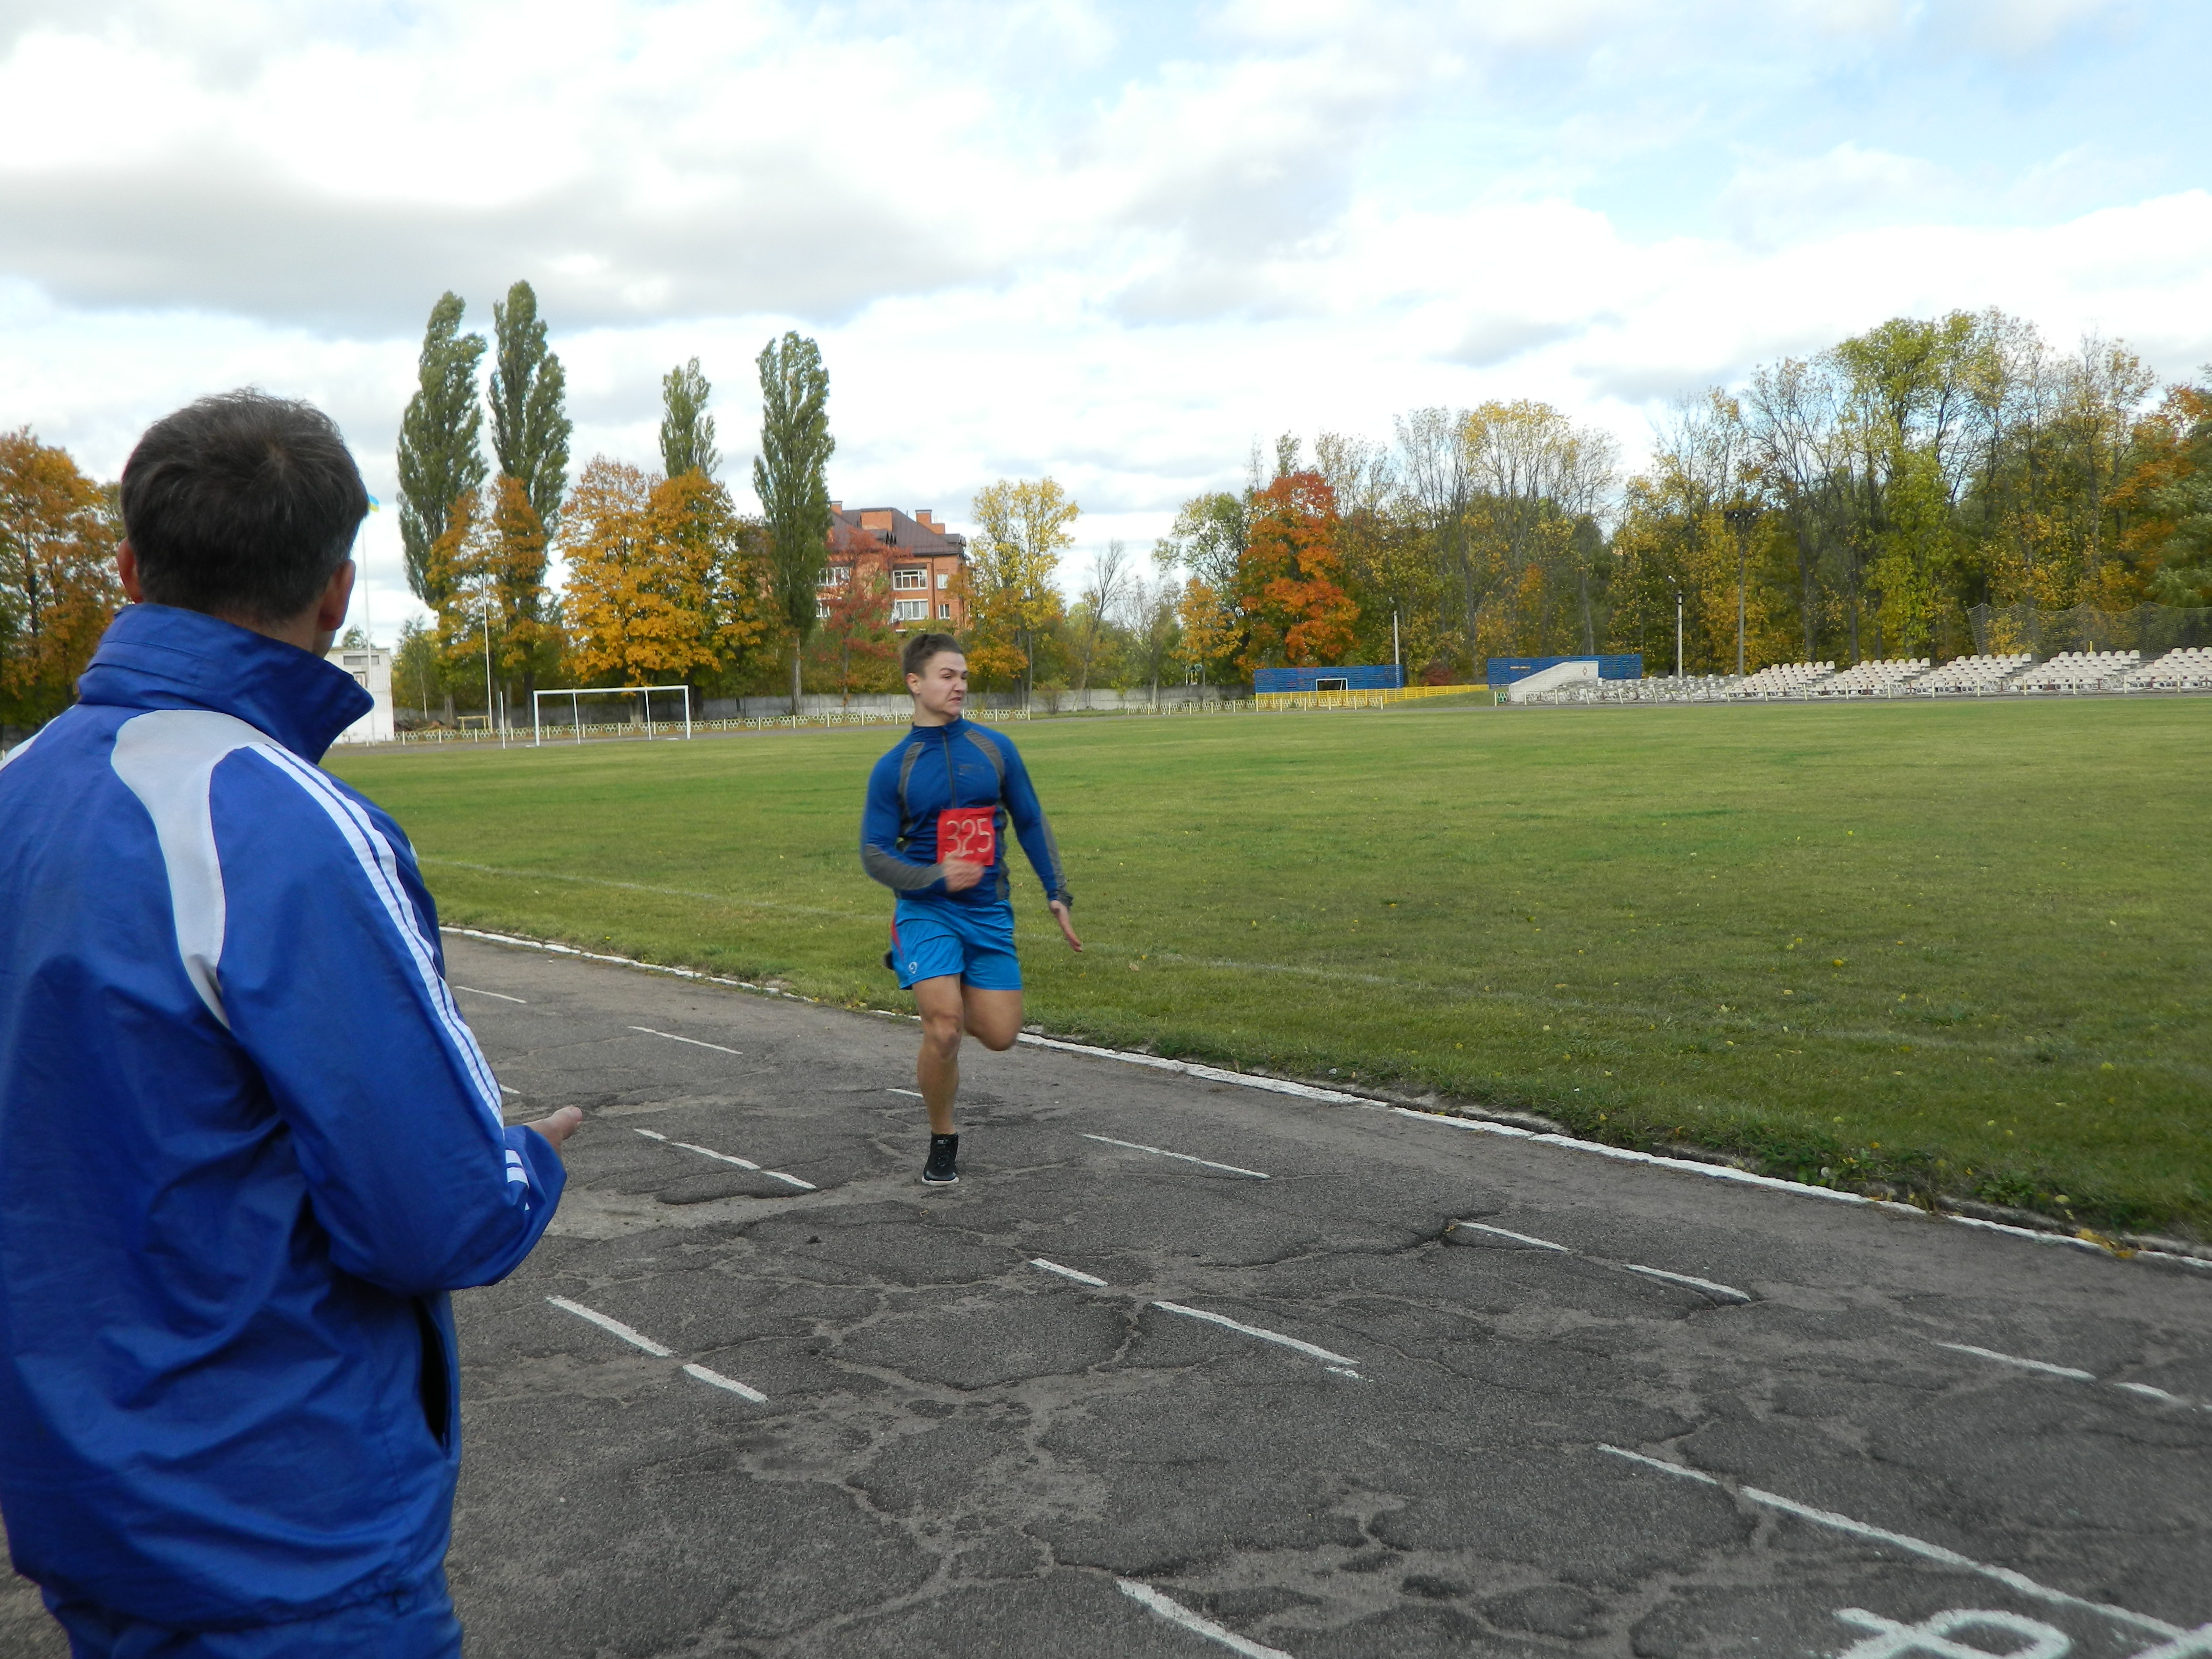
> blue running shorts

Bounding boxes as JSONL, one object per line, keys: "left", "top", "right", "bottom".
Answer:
{"left": 45, "top": 1576, "right": 463, "bottom": 1659}
{"left": 890, "top": 897, "right": 1022, "bottom": 991}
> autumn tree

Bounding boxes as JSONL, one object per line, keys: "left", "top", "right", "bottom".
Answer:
{"left": 2116, "top": 380, "right": 2212, "bottom": 606}
{"left": 754, "top": 331, "right": 835, "bottom": 713}
{"left": 966, "top": 477, "right": 1077, "bottom": 700}
{"left": 421, "top": 477, "right": 560, "bottom": 726}
{"left": 560, "top": 458, "right": 768, "bottom": 696}
{"left": 0, "top": 430, "right": 122, "bottom": 731}
{"left": 811, "top": 558, "right": 899, "bottom": 701}
{"left": 396, "top": 292, "right": 487, "bottom": 603}
{"left": 1068, "top": 540, "right": 1130, "bottom": 704}
{"left": 661, "top": 357, "right": 719, "bottom": 481}
{"left": 1237, "top": 470, "right": 1357, "bottom": 672}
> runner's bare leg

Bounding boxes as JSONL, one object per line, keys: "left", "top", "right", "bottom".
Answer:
{"left": 914, "top": 981, "right": 1023, "bottom": 1136}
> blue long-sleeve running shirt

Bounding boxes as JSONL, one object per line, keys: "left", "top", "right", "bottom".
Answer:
{"left": 860, "top": 718, "right": 1071, "bottom": 909}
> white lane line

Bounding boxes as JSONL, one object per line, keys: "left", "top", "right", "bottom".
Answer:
{"left": 1030, "top": 1258, "right": 1109, "bottom": 1287}
{"left": 1931, "top": 1339, "right": 2212, "bottom": 1414}
{"left": 634, "top": 1129, "right": 819, "bottom": 1192}
{"left": 454, "top": 985, "right": 526, "bottom": 1003}
{"left": 1081, "top": 1132, "right": 1270, "bottom": 1179}
{"left": 1458, "top": 1221, "right": 1569, "bottom": 1251}
{"left": 683, "top": 1362, "right": 769, "bottom": 1402}
{"left": 499, "top": 1085, "right": 521, "bottom": 1097}
{"left": 454, "top": 928, "right": 2212, "bottom": 1276}
{"left": 1117, "top": 1580, "right": 1293, "bottom": 1659}
{"left": 546, "top": 1295, "right": 674, "bottom": 1358}
{"left": 1617, "top": 1263, "right": 1753, "bottom": 1304}
{"left": 1599, "top": 1445, "right": 2182, "bottom": 1637}
{"left": 1153, "top": 1301, "right": 1358, "bottom": 1369}
{"left": 888, "top": 1087, "right": 923, "bottom": 1097}
{"left": 629, "top": 1025, "right": 742, "bottom": 1055}
{"left": 1933, "top": 1341, "right": 2096, "bottom": 1381}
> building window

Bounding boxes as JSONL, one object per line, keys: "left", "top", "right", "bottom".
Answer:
{"left": 892, "top": 567, "right": 927, "bottom": 590}
{"left": 818, "top": 566, "right": 849, "bottom": 588}
{"left": 938, "top": 603, "right": 951, "bottom": 620}
{"left": 937, "top": 572, "right": 950, "bottom": 589}
{"left": 816, "top": 599, "right": 832, "bottom": 619}
{"left": 891, "top": 598, "right": 928, "bottom": 623}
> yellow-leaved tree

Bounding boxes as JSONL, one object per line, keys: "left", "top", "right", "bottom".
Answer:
{"left": 421, "top": 475, "right": 561, "bottom": 724}
{"left": 559, "top": 458, "right": 767, "bottom": 693}
{"left": 964, "top": 477, "right": 1075, "bottom": 699}
{"left": 1, "top": 429, "right": 122, "bottom": 731}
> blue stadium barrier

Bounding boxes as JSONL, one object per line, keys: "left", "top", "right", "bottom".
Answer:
{"left": 1485, "top": 654, "right": 1643, "bottom": 687}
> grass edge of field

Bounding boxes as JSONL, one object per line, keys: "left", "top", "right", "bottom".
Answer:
{"left": 436, "top": 897, "right": 2209, "bottom": 1252}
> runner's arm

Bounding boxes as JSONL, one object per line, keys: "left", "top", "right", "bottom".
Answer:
{"left": 1000, "top": 744, "right": 1073, "bottom": 907}
{"left": 860, "top": 748, "right": 949, "bottom": 898}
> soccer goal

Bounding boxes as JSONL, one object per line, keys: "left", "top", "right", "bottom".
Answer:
{"left": 533, "top": 686, "right": 693, "bottom": 746}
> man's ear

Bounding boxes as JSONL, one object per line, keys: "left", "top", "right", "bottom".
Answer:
{"left": 117, "top": 541, "right": 145, "bottom": 603}
{"left": 313, "top": 560, "right": 357, "bottom": 635}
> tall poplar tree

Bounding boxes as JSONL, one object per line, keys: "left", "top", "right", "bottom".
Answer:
{"left": 753, "top": 331, "right": 835, "bottom": 713}
{"left": 395, "top": 292, "right": 486, "bottom": 603}
{"left": 488, "top": 280, "right": 571, "bottom": 534}
{"left": 660, "top": 357, "right": 719, "bottom": 480}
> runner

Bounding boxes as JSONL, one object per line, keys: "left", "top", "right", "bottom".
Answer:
{"left": 861, "top": 632, "right": 1081, "bottom": 1184}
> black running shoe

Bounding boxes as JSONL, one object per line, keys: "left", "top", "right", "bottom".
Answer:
{"left": 922, "top": 1132, "right": 960, "bottom": 1185}
{"left": 882, "top": 948, "right": 897, "bottom": 973}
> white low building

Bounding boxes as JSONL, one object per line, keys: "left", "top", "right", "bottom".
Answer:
{"left": 326, "top": 645, "right": 395, "bottom": 743}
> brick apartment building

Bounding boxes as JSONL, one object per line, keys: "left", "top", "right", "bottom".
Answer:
{"left": 820, "top": 503, "right": 968, "bottom": 631}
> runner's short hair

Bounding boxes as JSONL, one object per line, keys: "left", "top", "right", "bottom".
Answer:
{"left": 902, "top": 631, "right": 963, "bottom": 684}
{"left": 121, "top": 391, "right": 369, "bottom": 626}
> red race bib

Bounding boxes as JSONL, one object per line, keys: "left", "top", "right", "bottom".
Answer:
{"left": 937, "top": 806, "right": 996, "bottom": 867}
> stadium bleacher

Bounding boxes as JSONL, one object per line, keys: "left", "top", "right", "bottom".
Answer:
{"left": 1726, "top": 661, "right": 1836, "bottom": 698}
{"left": 1810, "top": 658, "right": 1929, "bottom": 697}
{"left": 2121, "top": 647, "right": 2212, "bottom": 691}
{"left": 1915, "top": 653, "right": 2033, "bottom": 695}
{"left": 2008, "top": 650, "right": 2138, "bottom": 693}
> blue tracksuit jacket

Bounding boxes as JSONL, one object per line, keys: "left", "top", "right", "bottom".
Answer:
{"left": 859, "top": 718, "right": 1071, "bottom": 908}
{"left": 0, "top": 605, "right": 566, "bottom": 1629}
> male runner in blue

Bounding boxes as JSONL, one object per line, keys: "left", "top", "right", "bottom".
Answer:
{"left": 861, "top": 632, "right": 1080, "bottom": 1184}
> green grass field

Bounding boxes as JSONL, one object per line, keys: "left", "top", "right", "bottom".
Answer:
{"left": 330, "top": 699, "right": 2212, "bottom": 1237}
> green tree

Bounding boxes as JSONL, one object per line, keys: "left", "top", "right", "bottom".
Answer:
{"left": 488, "top": 280, "right": 571, "bottom": 535}
{"left": 968, "top": 477, "right": 1077, "bottom": 701}
{"left": 753, "top": 331, "right": 836, "bottom": 713}
{"left": 660, "top": 357, "right": 719, "bottom": 481}
{"left": 395, "top": 292, "right": 487, "bottom": 603}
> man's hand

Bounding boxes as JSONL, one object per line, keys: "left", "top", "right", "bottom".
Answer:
{"left": 1050, "top": 900, "right": 1083, "bottom": 952}
{"left": 524, "top": 1106, "right": 583, "bottom": 1156}
{"left": 942, "top": 858, "right": 985, "bottom": 894}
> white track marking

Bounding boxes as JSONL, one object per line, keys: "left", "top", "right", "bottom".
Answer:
{"left": 1617, "top": 1263, "right": 1753, "bottom": 1303}
{"left": 1932, "top": 1339, "right": 2212, "bottom": 1413}
{"left": 449, "top": 927, "right": 2212, "bottom": 1274}
{"left": 1153, "top": 1301, "right": 1358, "bottom": 1368}
{"left": 1030, "top": 1258, "right": 1109, "bottom": 1286}
{"left": 1116, "top": 1581, "right": 1293, "bottom": 1659}
{"left": 1325, "top": 1365, "right": 1365, "bottom": 1380}
{"left": 546, "top": 1296, "right": 673, "bottom": 1358}
{"left": 635, "top": 1128, "right": 818, "bottom": 1191}
{"left": 1599, "top": 1445, "right": 2182, "bottom": 1637}
{"left": 2125, "top": 1626, "right": 2212, "bottom": 1659}
{"left": 499, "top": 1085, "right": 521, "bottom": 1097}
{"left": 1835, "top": 1608, "right": 2071, "bottom": 1659}
{"left": 888, "top": 1087, "right": 923, "bottom": 1097}
{"left": 454, "top": 985, "right": 526, "bottom": 1003}
{"left": 683, "top": 1363, "right": 769, "bottom": 1402}
{"left": 1081, "top": 1132, "right": 1270, "bottom": 1179}
{"left": 629, "top": 1025, "right": 741, "bottom": 1055}
{"left": 1933, "top": 1341, "right": 2096, "bottom": 1381}
{"left": 1458, "top": 1221, "right": 1569, "bottom": 1251}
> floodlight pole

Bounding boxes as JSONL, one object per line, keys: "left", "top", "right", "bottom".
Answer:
{"left": 1723, "top": 506, "right": 1760, "bottom": 680}
{"left": 1674, "top": 588, "right": 1683, "bottom": 680}
{"left": 481, "top": 607, "right": 502, "bottom": 748}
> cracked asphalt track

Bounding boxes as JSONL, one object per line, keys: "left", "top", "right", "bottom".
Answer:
{"left": 5, "top": 932, "right": 2208, "bottom": 1658}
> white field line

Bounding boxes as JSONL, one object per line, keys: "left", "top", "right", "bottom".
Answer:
{"left": 633, "top": 1126, "right": 817, "bottom": 1191}
{"left": 1081, "top": 1132, "right": 1270, "bottom": 1179}
{"left": 1452, "top": 1221, "right": 1750, "bottom": 1302}
{"left": 888, "top": 1087, "right": 923, "bottom": 1097}
{"left": 1116, "top": 1581, "right": 1293, "bottom": 1659}
{"left": 499, "top": 1085, "right": 521, "bottom": 1096}
{"left": 546, "top": 1295, "right": 673, "bottom": 1358}
{"left": 445, "top": 927, "right": 2212, "bottom": 1275}
{"left": 629, "top": 1025, "right": 742, "bottom": 1055}
{"left": 1154, "top": 1301, "right": 1359, "bottom": 1370}
{"left": 1932, "top": 1339, "right": 2212, "bottom": 1413}
{"left": 1030, "top": 1258, "right": 1109, "bottom": 1287}
{"left": 683, "top": 1363, "right": 769, "bottom": 1402}
{"left": 454, "top": 984, "right": 526, "bottom": 1003}
{"left": 1599, "top": 1445, "right": 2182, "bottom": 1638}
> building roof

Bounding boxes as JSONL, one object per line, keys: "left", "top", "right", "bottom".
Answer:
{"left": 826, "top": 503, "right": 967, "bottom": 562}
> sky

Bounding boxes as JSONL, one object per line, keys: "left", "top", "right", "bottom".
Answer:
{"left": 3, "top": 0, "right": 2208, "bottom": 639}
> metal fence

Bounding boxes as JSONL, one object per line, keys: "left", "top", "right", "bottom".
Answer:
{"left": 1970, "top": 603, "right": 2212, "bottom": 657}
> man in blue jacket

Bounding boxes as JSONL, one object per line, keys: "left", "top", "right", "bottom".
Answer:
{"left": 861, "top": 631, "right": 1080, "bottom": 1185}
{"left": 0, "top": 392, "right": 579, "bottom": 1658}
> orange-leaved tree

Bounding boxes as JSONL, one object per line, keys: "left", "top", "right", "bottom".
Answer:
{"left": 1236, "top": 470, "right": 1357, "bottom": 673}
{"left": 423, "top": 476, "right": 561, "bottom": 719}
{"left": 560, "top": 459, "right": 767, "bottom": 693}
{"left": 810, "top": 530, "right": 899, "bottom": 700}
{"left": 1, "top": 428, "right": 123, "bottom": 730}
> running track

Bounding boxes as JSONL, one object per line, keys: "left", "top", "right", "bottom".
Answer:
{"left": 6, "top": 931, "right": 2207, "bottom": 1657}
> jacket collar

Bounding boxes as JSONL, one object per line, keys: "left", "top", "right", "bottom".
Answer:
{"left": 75, "top": 604, "right": 374, "bottom": 763}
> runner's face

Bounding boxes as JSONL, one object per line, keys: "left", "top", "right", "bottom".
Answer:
{"left": 907, "top": 652, "right": 968, "bottom": 721}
